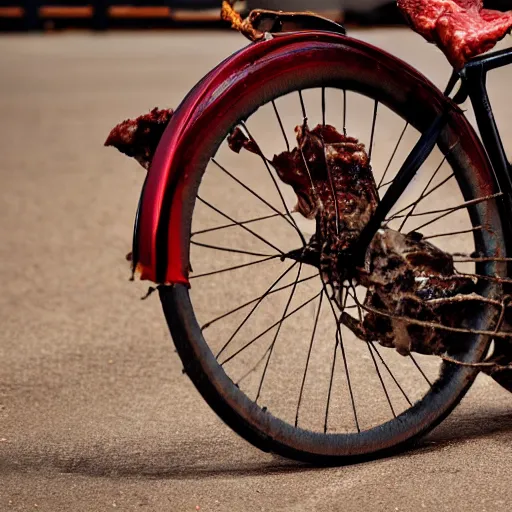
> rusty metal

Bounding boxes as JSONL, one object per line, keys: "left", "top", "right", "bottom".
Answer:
{"left": 221, "top": 0, "right": 345, "bottom": 41}
{"left": 220, "top": 1, "right": 265, "bottom": 42}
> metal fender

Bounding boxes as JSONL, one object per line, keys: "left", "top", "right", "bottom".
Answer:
{"left": 133, "top": 30, "right": 492, "bottom": 286}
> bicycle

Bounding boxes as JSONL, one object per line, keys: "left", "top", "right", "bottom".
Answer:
{"left": 105, "top": 0, "right": 512, "bottom": 463}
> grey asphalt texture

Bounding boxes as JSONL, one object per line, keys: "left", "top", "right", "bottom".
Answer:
{"left": 1, "top": 28, "right": 511, "bottom": 511}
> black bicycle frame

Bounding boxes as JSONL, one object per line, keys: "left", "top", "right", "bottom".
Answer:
{"left": 459, "top": 47, "right": 512, "bottom": 196}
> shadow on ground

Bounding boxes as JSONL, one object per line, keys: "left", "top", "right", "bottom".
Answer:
{"left": 1, "top": 408, "right": 510, "bottom": 480}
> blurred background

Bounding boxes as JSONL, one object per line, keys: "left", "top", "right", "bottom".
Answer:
{"left": 0, "top": 0, "right": 373, "bottom": 31}
{"left": 1, "top": 1, "right": 508, "bottom": 32}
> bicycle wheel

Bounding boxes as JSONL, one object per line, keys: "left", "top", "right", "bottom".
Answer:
{"left": 158, "top": 37, "right": 507, "bottom": 462}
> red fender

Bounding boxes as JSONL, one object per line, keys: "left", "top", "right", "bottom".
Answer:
{"left": 133, "top": 30, "right": 490, "bottom": 286}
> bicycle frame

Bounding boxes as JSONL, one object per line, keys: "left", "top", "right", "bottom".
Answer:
{"left": 457, "top": 47, "right": 512, "bottom": 195}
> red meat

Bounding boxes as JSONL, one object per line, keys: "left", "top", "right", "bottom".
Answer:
{"left": 105, "top": 108, "right": 173, "bottom": 170}
{"left": 397, "top": 0, "right": 512, "bottom": 69}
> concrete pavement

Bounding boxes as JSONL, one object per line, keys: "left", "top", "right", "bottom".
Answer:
{"left": 0, "top": 28, "right": 511, "bottom": 511}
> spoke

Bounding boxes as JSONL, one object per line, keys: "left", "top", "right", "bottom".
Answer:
{"left": 350, "top": 285, "right": 396, "bottom": 418}
{"left": 342, "top": 89, "right": 347, "bottom": 136}
{"left": 192, "top": 212, "right": 281, "bottom": 236}
{"left": 359, "top": 299, "right": 512, "bottom": 339}
{"left": 388, "top": 193, "right": 502, "bottom": 221}
{"left": 198, "top": 196, "right": 284, "bottom": 255}
{"left": 216, "top": 262, "right": 298, "bottom": 359}
{"left": 378, "top": 122, "right": 408, "bottom": 189}
{"left": 236, "top": 344, "right": 272, "bottom": 386}
{"left": 219, "top": 292, "right": 321, "bottom": 366}
{"left": 366, "top": 339, "right": 396, "bottom": 418}
{"left": 322, "top": 142, "right": 340, "bottom": 236}
{"left": 342, "top": 284, "right": 351, "bottom": 309}
{"left": 441, "top": 354, "right": 512, "bottom": 371}
{"left": 379, "top": 178, "right": 395, "bottom": 189}
{"left": 190, "top": 255, "right": 280, "bottom": 280}
{"left": 323, "top": 283, "right": 360, "bottom": 433}
{"left": 410, "top": 198, "right": 489, "bottom": 233}
{"left": 202, "top": 274, "right": 318, "bottom": 331}
{"left": 388, "top": 171, "right": 454, "bottom": 224}
{"left": 295, "top": 292, "right": 324, "bottom": 427}
{"left": 272, "top": 100, "right": 290, "bottom": 152}
{"left": 398, "top": 156, "right": 447, "bottom": 232}
{"left": 351, "top": 288, "right": 431, "bottom": 393}
{"left": 455, "top": 271, "right": 512, "bottom": 286}
{"left": 211, "top": 158, "right": 298, "bottom": 235}
{"left": 369, "top": 100, "right": 378, "bottom": 161}
{"left": 349, "top": 285, "right": 395, "bottom": 416}
{"left": 299, "top": 90, "right": 307, "bottom": 119}
{"left": 421, "top": 226, "right": 484, "bottom": 240}
{"left": 424, "top": 293, "right": 502, "bottom": 308}
{"left": 191, "top": 240, "right": 273, "bottom": 258}
{"left": 454, "top": 256, "right": 512, "bottom": 263}
{"left": 370, "top": 342, "right": 413, "bottom": 406}
{"left": 240, "top": 122, "right": 306, "bottom": 244}
{"left": 255, "top": 264, "right": 303, "bottom": 403}
{"left": 350, "top": 284, "right": 363, "bottom": 322}
{"left": 324, "top": 317, "right": 339, "bottom": 432}
{"left": 409, "top": 353, "right": 432, "bottom": 387}
{"left": 300, "top": 142, "right": 320, "bottom": 201}
{"left": 321, "top": 87, "right": 326, "bottom": 126}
